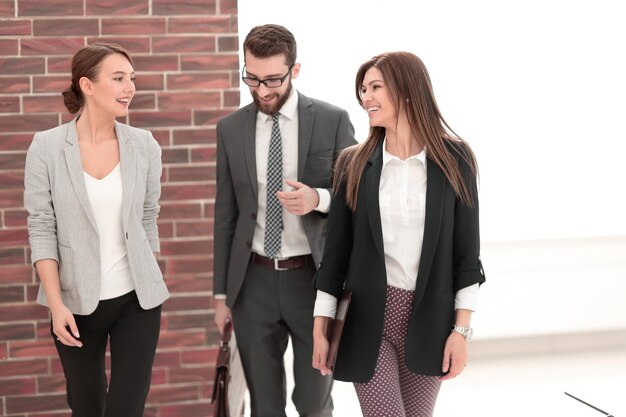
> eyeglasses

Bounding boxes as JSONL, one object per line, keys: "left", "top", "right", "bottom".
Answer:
{"left": 242, "top": 64, "right": 294, "bottom": 88}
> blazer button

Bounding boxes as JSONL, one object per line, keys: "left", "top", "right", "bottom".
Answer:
{"left": 251, "top": 213, "right": 257, "bottom": 220}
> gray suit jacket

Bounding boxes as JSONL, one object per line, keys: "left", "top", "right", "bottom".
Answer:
{"left": 214, "top": 92, "right": 356, "bottom": 307}
{"left": 24, "top": 119, "right": 169, "bottom": 315}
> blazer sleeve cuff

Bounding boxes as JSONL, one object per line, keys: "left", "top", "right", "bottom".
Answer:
{"left": 313, "top": 268, "right": 345, "bottom": 298}
{"left": 454, "top": 262, "right": 486, "bottom": 293}
{"left": 30, "top": 246, "right": 59, "bottom": 267}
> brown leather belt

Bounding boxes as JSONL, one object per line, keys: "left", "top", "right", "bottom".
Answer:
{"left": 252, "top": 253, "right": 314, "bottom": 271}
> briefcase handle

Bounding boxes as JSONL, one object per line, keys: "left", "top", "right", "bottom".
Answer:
{"left": 220, "top": 320, "right": 233, "bottom": 348}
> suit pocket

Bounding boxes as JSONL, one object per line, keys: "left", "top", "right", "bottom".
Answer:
{"left": 143, "top": 238, "right": 163, "bottom": 282}
{"left": 58, "top": 244, "right": 75, "bottom": 291}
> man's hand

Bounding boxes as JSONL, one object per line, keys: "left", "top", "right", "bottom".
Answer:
{"left": 214, "top": 298, "right": 232, "bottom": 335}
{"left": 312, "top": 316, "right": 333, "bottom": 376}
{"left": 276, "top": 179, "right": 319, "bottom": 216}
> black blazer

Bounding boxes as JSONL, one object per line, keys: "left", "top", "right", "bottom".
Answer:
{"left": 315, "top": 139, "right": 485, "bottom": 382}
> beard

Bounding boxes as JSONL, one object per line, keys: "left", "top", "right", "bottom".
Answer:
{"left": 252, "top": 80, "right": 293, "bottom": 115}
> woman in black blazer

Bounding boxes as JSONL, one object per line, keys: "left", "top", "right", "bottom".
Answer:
{"left": 312, "top": 52, "right": 486, "bottom": 417}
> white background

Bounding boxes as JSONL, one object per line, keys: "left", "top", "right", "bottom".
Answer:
{"left": 238, "top": 0, "right": 626, "bottom": 243}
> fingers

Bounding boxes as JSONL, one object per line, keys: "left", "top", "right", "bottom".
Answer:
{"left": 312, "top": 335, "right": 332, "bottom": 376}
{"left": 284, "top": 179, "right": 304, "bottom": 189}
{"left": 52, "top": 308, "right": 82, "bottom": 347}
{"left": 53, "top": 323, "right": 82, "bottom": 348}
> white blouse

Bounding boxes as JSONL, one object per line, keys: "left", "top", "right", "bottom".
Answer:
{"left": 83, "top": 163, "right": 134, "bottom": 300}
{"left": 314, "top": 140, "right": 479, "bottom": 317}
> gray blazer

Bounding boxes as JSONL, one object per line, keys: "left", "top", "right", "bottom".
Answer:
{"left": 214, "top": 92, "right": 356, "bottom": 307}
{"left": 24, "top": 119, "right": 169, "bottom": 315}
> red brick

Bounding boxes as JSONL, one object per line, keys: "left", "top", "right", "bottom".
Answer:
{"left": 18, "top": 0, "right": 83, "bottom": 16}
{"left": 224, "top": 90, "right": 240, "bottom": 107}
{"left": 151, "top": 368, "right": 167, "bottom": 385}
{"left": 167, "top": 365, "right": 213, "bottom": 384}
{"left": 181, "top": 347, "right": 216, "bottom": 365}
{"left": 0, "top": 341, "right": 6, "bottom": 358}
{"left": 190, "top": 146, "right": 216, "bottom": 163}
{"left": 0, "top": 133, "right": 33, "bottom": 151}
{"left": 26, "top": 283, "right": 41, "bottom": 302}
{"left": 163, "top": 295, "right": 209, "bottom": 312}
{"left": 159, "top": 203, "right": 202, "bottom": 220}
{"left": 6, "top": 393, "right": 67, "bottom": 414}
{"left": 0, "top": 323, "right": 35, "bottom": 342}
{"left": 147, "top": 384, "right": 200, "bottom": 404}
{"left": 219, "top": 0, "right": 237, "bottom": 15}
{"left": 86, "top": 0, "right": 148, "bottom": 15}
{"left": 157, "top": 330, "right": 206, "bottom": 349}
{"left": 133, "top": 55, "right": 179, "bottom": 72}
{"left": 152, "top": 350, "right": 180, "bottom": 368}
{"left": 168, "top": 16, "right": 232, "bottom": 34}
{"left": 168, "top": 166, "right": 214, "bottom": 183}
{"left": 4, "top": 209, "right": 28, "bottom": 227}
{"left": 167, "top": 314, "right": 212, "bottom": 332}
{"left": 0, "top": 95, "right": 19, "bottom": 112}
{"left": 129, "top": 111, "right": 191, "bottom": 128}
{"left": 166, "top": 256, "right": 212, "bottom": 275}
{"left": 181, "top": 53, "right": 239, "bottom": 71}
{"left": 0, "top": 248, "right": 25, "bottom": 265}
{"left": 175, "top": 220, "right": 213, "bottom": 237}
{"left": 0, "top": 171, "right": 24, "bottom": 189}
{"left": 0, "top": 304, "right": 48, "bottom": 321}
{"left": 0, "top": 285, "right": 24, "bottom": 303}
{"left": 101, "top": 17, "right": 166, "bottom": 35}
{"left": 134, "top": 73, "right": 164, "bottom": 91}
{"left": 33, "top": 75, "right": 71, "bottom": 93}
{"left": 150, "top": 129, "right": 170, "bottom": 146}
{"left": 0, "top": 377, "right": 36, "bottom": 395}
{"left": 0, "top": 358, "right": 48, "bottom": 377}
{"left": 153, "top": 0, "right": 215, "bottom": 15}
{"left": 0, "top": 114, "right": 58, "bottom": 133}
{"left": 86, "top": 36, "right": 151, "bottom": 53}
{"left": 23, "top": 95, "right": 66, "bottom": 113}
{"left": 218, "top": 35, "right": 238, "bottom": 52}
{"left": 0, "top": 19, "right": 31, "bottom": 35}
{"left": 164, "top": 276, "right": 212, "bottom": 293}
{"left": 10, "top": 339, "right": 58, "bottom": 358}
{"left": 0, "top": 0, "right": 15, "bottom": 17}
{"left": 160, "top": 401, "right": 213, "bottom": 417}
{"left": 167, "top": 73, "right": 229, "bottom": 90}
{"left": 158, "top": 91, "right": 220, "bottom": 111}
{"left": 0, "top": 152, "right": 26, "bottom": 169}
{"left": 33, "top": 18, "right": 99, "bottom": 36}
{"left": 0, "top": 38, "right": 18, "bottom": 55}
{"left": 172, "top": 128, "right": 215, "bottom": 146}
{"left": 0, "top": 265, "right": 33, "bottom": 284}
{"left": 0, "top": 189, "right": 25, "bottom": 209}
{"left": 37, "top": 374, "right": 66, "bottom": 393}
{"left": 161, "top": 184, "right": 213, "bottom": 202}
{"left": 30, "top": 411, "right": 72, "bottom": 417}
{"left": 203, "top": 202, "right": 214, "bottom": 218}
{"left": 153, "top": 36, "right": 215, "bottom": 54}
{"left": 160, "top": 239, "right": 211, "bottom": 257}
{"left": 21, "top": 38, "right": 85, "bottom": 56}
{"left": 158, "top": 221, "right": 173, "bottom": 238}
{"left": 0, "top": 57, "right": 45, "bottom": 75}
{"left": 194, "top": 109, "right": 233, "bottom": 126}
{"left": 47, "top": 57, "right": 72, "bottom": 74}
{"left": 161, "top": 148, "right": 189, "bottom": 164}
{"left": 130, "top": 92, "right": 156, "bottom": 110}
{"left": 0, "top": 76, "right": 30, "bottom": 93}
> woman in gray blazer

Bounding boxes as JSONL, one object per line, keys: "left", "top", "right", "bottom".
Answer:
{"left": 24, "top": 43, "right": 169, "bottom": 417}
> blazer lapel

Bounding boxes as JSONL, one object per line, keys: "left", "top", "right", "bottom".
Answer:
{"left": 365, "top": 140, "right": 385, "bottom": 259}
{"left": 116, "top": 121, "right": 136, "bottom": 230}
{"left": 242, "top": 106, "right": 258, "bottom": 199}
{"left": 414, "top": 157, "right": 446, "bottom": 303}
{"left": 64, "top": 119, "right": 98, "bottom": 233}
{"left": 297, "top": 92, "right": 313, "bottom": 180}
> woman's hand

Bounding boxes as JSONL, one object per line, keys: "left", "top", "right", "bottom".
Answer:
{"left": 50, "top": 303, "right": 82, "bottom": 347}
{"left": 439, "top": 332, "right": 467, "bottom": 381}
{"left": 312, "top": 316, "right": 332, "bottom": 376}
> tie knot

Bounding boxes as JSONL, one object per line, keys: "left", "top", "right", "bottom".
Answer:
{"left": 272, "top": 113, "right": 280, "bottom": 123}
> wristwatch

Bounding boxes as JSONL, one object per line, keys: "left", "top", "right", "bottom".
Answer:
{"left": 451, "top": 324, "right": 473, "bottom": 340}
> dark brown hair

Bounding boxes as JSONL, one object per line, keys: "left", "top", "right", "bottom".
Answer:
{"left": 62, "top": 42, "right": 134, "bottom": 114}
{"left": 336, "top": 51, "right": 478, "bottom": 210}
{"left": 243, "top": 24, "right": 297, "bottom": 66}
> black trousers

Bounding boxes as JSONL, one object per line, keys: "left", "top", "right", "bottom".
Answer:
{"left": 232, "top": 261, "right": 334, "bottom": 417}
{"left": 52, "top": 291, "right": 162, "bottom": 417}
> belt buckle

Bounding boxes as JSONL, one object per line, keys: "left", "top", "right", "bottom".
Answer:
{"left": 274, "top": 258, "right": 289, "bottom": 271}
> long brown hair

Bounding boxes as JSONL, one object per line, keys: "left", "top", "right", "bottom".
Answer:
{"left": 62, "top": 42, "right": 134, "bottom": 114}
{"left": 336, "top": 51, "right": 478, "bottom": 210}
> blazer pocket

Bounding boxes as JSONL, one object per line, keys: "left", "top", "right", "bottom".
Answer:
{"left": 57, "top": 244, "right": 75, "bottom": 291}
{"left": 143, "top": 238, "right": 163, "bottom": 282}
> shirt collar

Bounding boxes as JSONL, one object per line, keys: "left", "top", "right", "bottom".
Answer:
{"left": 382, "top": 137, "right": 427, "bottom": 166}
{"left": 258, "top": 90, "right": 299, "bottom": 122}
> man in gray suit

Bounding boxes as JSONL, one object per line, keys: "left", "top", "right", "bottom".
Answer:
{"left": 213, "top": 24, "right": 356, "bottom": 417}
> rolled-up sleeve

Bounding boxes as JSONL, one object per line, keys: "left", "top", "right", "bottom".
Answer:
{"left": 24, "top": 133, "right": 59, "bottom": 266}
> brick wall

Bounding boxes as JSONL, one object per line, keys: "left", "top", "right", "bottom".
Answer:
{"left": 0, "top": 1, "right": 238, "bottom": 415}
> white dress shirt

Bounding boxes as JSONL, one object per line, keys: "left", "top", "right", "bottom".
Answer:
{"left": 83, "top": 163, "right": 135, "bottom": 300}
{"left": 314, "top": 139, "right": 478, "bottom": 317}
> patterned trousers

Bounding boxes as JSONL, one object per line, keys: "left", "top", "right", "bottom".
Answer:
{"left": 354, "top": 286, "right": 441, "bottom": 417}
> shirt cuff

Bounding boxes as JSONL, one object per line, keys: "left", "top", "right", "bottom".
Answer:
{"left": 314, "top": 188, "right": 331, "bottom": 213}
{"left": 454, "top": 283, "right": 479, "bottom": 311}
{"left": 313, "top": 290, "right": 337, "bottom": 317}
{"left": 214, "top": 294, "right": 226, "bottom": 300}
